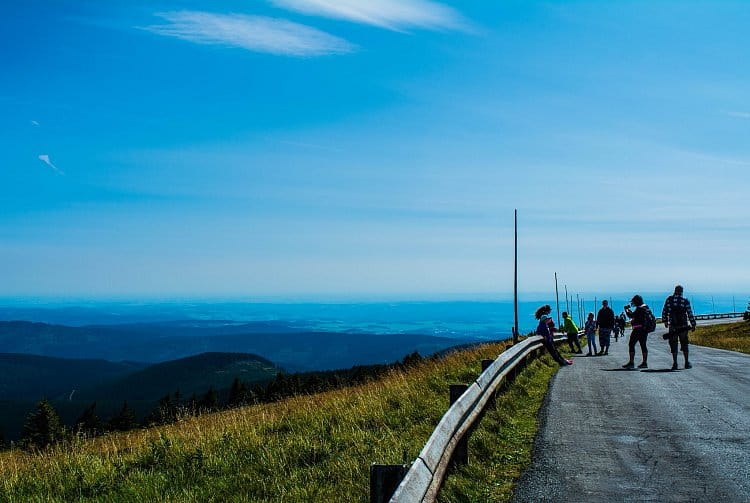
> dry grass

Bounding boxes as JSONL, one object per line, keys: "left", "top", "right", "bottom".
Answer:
{"left": 691, "top": 321, "right": 750, "bottom": 355}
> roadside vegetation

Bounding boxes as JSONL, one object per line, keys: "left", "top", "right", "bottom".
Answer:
{"left": 0, "top": 341, "right": 560, "bottom": 502}
{"left": 691, "top": 321, "right": 750, "bottom": 355}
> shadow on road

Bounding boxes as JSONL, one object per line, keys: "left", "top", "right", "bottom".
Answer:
{"left": 601, "top": 368, "right": 639, "bottom": 372}
{"left": 641, "top": 368, "right": 678, "bottom": 373}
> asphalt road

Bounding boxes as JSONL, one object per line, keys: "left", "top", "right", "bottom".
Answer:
{"left": 513, "top": 320, "right": 750, "bottom": 502}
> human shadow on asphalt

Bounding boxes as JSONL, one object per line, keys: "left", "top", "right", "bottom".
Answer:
{"left": 601, "top": 368, "right": 639, "bottom": 371}
{"left": 640, "top": 368, "right": 678, "bottom": 373}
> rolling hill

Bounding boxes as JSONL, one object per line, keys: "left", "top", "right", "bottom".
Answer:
{"left": 77, "top": 352, "right": 281, "bottom": 401}
{"left": 0, "top": 353, "right": 146, "bottom": 401}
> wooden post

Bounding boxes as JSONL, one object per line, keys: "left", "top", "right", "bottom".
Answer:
{"left": 555, "top": 272, "right": 561, "bottom": 329}
{"left": 449, "top": 384, "right": 469, "bottom": 467}
{"left": 370, "top": 464, "right": 409, "bottom": 503}
{"left": 482, "top": 359, "right": 496, "bottom": 409}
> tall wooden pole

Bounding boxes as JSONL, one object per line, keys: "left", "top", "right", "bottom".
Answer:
{"left": 565, "top": 285, "right": 569, "bottom": 314}
{"left": 513, "top": 209, "right": 519, "bottom": 344}
{"left": 555, "top": 272, "right": 561, "bottom": 329}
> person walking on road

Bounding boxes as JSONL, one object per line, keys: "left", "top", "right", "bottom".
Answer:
{"left": 662, "top": 285, "right": 697, "bottom": 370}
{"left": 535, "top": 304, "right": 572, "bottom": 366}
{"left": 596, "top": 300, "right": 615, "bottom": 355}
{"left": 623, "top": 295, "right": 651, "bottom": 369}
{"left": 561, "top": 311, "right": 583, "bottom": 354}
{"left": 584, "top": 312, "right": 598, "bottom": 356}
{"left": 617, "top": 313, "right": 627, "bottom": 336}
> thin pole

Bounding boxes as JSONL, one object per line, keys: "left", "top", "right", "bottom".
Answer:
{"left": 555, "top": 272, "right": 561, "bottom": 328}
{"left": 712, "top": 296, "right": 715, "bottom": 313}
{"left": 733, "top": 296, "right": 736, "bottom": 313}
{"left": 565, "top": 285, "right": 569, "bottom": 313}
{"left": 513, "top": 209, "right": 519, "bottom": 344}
{"left": 576, "top": 293, "right": 581, "bottom": 326}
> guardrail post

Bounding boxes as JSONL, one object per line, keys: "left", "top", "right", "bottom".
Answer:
{"left": 481, "top": 359, "right": 496, "bottom": 409}
{"left": 370, "top": 463, "right": 409, "bottom": 503}
{"left": 449, "top": 384, "right": 469, "bottom": 467}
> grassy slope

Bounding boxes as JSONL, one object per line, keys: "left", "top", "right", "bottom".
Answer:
{"left": 0, "top": 342, "right": 560, "bottom": 502}
{"left": 691, "top": 321, "right": 750, "bottom": 354}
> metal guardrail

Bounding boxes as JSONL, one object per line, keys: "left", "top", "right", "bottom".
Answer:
{"left": 374, "top": 332, "right": 575, "bottom": 503}
{"left": 693, "top": 312, "right": 745, "bottom": 321}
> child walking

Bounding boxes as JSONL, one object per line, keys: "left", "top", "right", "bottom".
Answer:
{"left": 584, "top": 312, "right": 598, "bottom": 356}
{"left": 561, "top": 311, "right": 582, "bottom": 354}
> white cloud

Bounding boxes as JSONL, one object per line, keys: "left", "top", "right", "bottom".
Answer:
{"left": 38, "top": 154, "right": 64, "bottom": 175}
{"left": 270, "top": 0, "right": 466, "bottom": 31}
{"left": 725, "top": 110, "right": 750, "bottom": 119}
{"left": 142, "top": 11, "right": 354, "bottom": 56}
{"left": 30, "top": 120, "right": 40, "bottom": 127}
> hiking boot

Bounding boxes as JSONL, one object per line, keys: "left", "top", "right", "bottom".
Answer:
{"left": 685, "top": 362, "right": 692, "bottom": 369}
{"left": 586, "top": 352, "right": 592, "bottom": 356}
{"left": 637, "top": 362, "right": 648, "bottom": 369}
{"left": 622, "top": 362, "right": 635, "bottom": 369}
{"left": 671, "top": 363, "right": 678, "bottom": 371}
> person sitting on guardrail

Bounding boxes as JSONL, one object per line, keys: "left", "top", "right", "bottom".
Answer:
{"left": 561, "top": 311, "right": 583, "bottom": 354}
{"left": 535, "top": 304, "right": 572, "bottom": 366}
{"left": 596, "top": 300, "right": 615, "bottom": 355}
{"left": 584, "top": 312, "right": 598, "bottom": 356}
{"left": 661, "top": 285, "right": 697, "bottom": 370}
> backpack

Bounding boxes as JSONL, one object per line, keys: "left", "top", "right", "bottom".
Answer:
{"left": 642, "top": 305, "right": 656, "bottom": 333}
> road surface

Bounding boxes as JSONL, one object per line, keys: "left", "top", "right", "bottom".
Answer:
{"left": 513, "top": 320, "right": 750, "bottom": 502}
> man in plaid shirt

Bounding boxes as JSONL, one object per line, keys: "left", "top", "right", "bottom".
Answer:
{"left": 662, "top": 285, "right": 697, "bottom": 370}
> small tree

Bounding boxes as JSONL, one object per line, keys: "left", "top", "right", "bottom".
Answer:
{"left": 20, "top": 398, "right": 66, "bottom": 450}
{"left": 108, "top": 401, "right": 138, "bottom": 431}
{"left": 75, "top": 402, "right": 102, "bottom": 437}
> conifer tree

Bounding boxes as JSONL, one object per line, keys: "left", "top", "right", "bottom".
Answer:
{"left": 108, "top": 401, "right": 137, "bottom": 431}
{"left": 20, "top": 398, "right": 66, "bottom": 450}
{"left": 199, "top": 386, "right": 218, "bottom": 411}
{"left": 227, "top": 377, "right": 248, "bottom": 406}
{"left": 75, "top": 402, "right": 102, "bottom": 437}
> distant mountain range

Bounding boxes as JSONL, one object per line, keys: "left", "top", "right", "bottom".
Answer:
{"left": 0, "top": 320, "right": 470, "bottom": 371}
{"left": 0, "top": 319, "right": 476, "bottom": 441}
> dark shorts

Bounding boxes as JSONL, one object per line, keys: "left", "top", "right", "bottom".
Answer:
{"left": 599, "top": 328, "right": 612, "bottom": 346}
{"left": 668, "top": 328, "right": 690, "bottom": 352}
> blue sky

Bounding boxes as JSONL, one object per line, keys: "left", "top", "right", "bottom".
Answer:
{"left": 1, "top": 0, "right": 749, "bottom": 299}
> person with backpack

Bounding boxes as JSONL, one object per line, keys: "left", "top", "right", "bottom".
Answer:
{"left": 584, "top": 312, "right": 598, "bottom": 356}
{"left": 596, "top": 300, "right": 616, "bottom": 355}
{"left": 535, "top": 304, "right": 572, "bottom": 366}
{"left": 622, "top": 295, "right": 655, "bottom": 369}
{"left": 561, "top": 311, "right": 582, "bottom": 353}
{"left": 661, "top": 285, "right": 697, "bottom": 370}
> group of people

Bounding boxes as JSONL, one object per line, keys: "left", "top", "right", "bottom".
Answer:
{"left": 535, "top": 285, "right": 697, "bottom": 371}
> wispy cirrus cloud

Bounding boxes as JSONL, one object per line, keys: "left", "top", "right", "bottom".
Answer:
{"left": 724, "top": 110, "right": 750, "bottom": 119}
{"left": 38, "top": 154, "right": 64, "bottom": 175}
{"left": 270, "top": 0, "right": 467, "bottom": 32}
{"left": 142, "top": 11, "right": 354, "bottom": 57}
